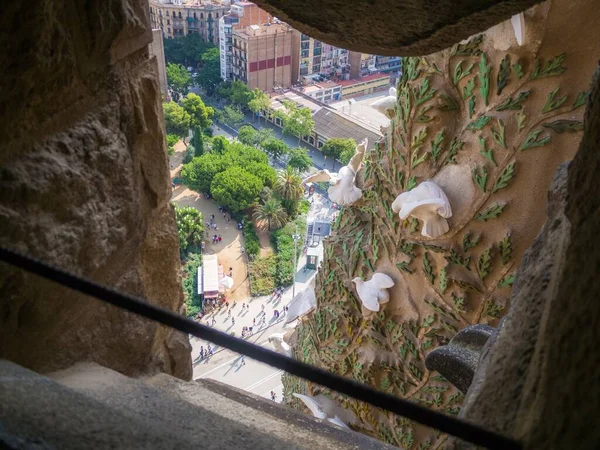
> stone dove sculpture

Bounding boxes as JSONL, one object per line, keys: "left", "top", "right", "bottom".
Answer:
{"left": 371, "top": 87, "right": 397, "bottom": 136}
{"left": 392, "top": 180, "right": 452, "bottom": 238}
{"left": 352, "top": 272, "right": 395, "bottom": 312}
{"left": 284, "top": 286, "right": 317, "bottom": 326}
{"left": 302, "top": 138, "right": 368, "bottom": 206}
{"left": 268, "top": 333, "right": 292, "bottom": 357}
{"left": 292, "top": 393, "right": 350, "bottom": 430}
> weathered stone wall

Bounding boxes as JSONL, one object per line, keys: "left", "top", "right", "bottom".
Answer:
{"left": 0, "top": 0, "right": 191, "bottom": 379}
{"left": 283, "top": 0, "right": 600, "bottom": 448}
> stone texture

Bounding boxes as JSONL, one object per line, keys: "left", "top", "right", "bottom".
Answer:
{"left": 0, "top": 0, "right": 191, "bottom": 379}
{"left": 450, "top": 66, "right": 600, "bottom": 450}
{"left": 425, "top": 324, "right": 494, "bottom": 394}
{"left": 253, "top": 0, "right": 543, "bottom": 56}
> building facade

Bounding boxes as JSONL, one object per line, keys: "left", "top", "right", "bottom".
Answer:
{"left": 149, "top": 0, "right": 230, "bottom": 43}
{"left": 291, "top": 32, "right": 350, "bottom": 85}
{"left": 338, "top": 73, "right": 390, "bottom": 98}
{"left": 231, "top": 23, "right": 293, "bottom": 92}
{"left": 219, "top": 2, "right": 272, "bottom": 82}
{"left": 348, "top": 51, "right": 401, "bottom": 79}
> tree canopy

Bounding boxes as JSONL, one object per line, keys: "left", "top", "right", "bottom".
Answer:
{"left": 166, "top": 63, "right": 193, "bottom": 100}
{"left": 216, "top": 105, "right": 245, "bottom": 128}
{"left": 180, "top": 153, "right": 228, "bottom": 193}
{"left": 287, "top": 147, "right": 312, "bottom": 172}
{"left": 262, "top": 138, "right": 289, "bottom": 160}
{"left": 211, "top": 167, "right": 263, "bottom": 212}
{"left": 229, "top": 81, "right": 253, "bottom": 108}
{"left": 163, "top": 34, "right": 214, "bottom": 68}
{"left": 274, "top": 166, "right": 303, "bottom": 202}
{"left": 237, "top": 125, "right": 261, "bottom": 146}
{"left": 253, "top": 198, "right": 288, "bottom": 230}
{"left": 163, "top": 101, "right": 191, "bottom": 138}
{"left": 196, "top": 48, "right": 221, "bottom": 96}
{"left": 181, "top": 93, "right": 213, "bottom": 129}
{"left": 191, "top": 126, "right": 204, "bottom": 156}
{"left": 280, "top": 100, "right": 315, "bottom": 143}
{"left": 248, "top": 88, "right": 271, "bottom": 122}
{"left": 174, "top": 205, "right": 204, "bottom": 255}
{"left": 321, "top": 138, "right": 356, "bottom": 169}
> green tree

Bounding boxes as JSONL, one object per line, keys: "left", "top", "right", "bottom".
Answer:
{"left": 263, "top": 138, "right": 289, "bottom": 160}
{"left": 191, "top": 126, "right": 204, "bottom": 156}
{"left": 280, "top": 100, "right": 315, "bottom": 144}
{"left": 274, "top": 166, "right": 303, "bottom": 202}
{"left": 229, "top": 81, "right": 253, "bottom": 108}
{"left": 196, "top": 48, "right": 221, "bottom": 96}
{"left": 166, "top": 63, "right": 193, "bottom": 100}
{"left": 181, "top": 93, "right": 214, "bottom": 129}
{"left": 163, "top": 34, "right": 214, "bottom": 68}
{"left": 245, "top": 161, "right": 276, "bottom": 187}
{"left": 212, "top": 135, "right": 230, "bottom": 154}
{"left": 220, "top": 105, "right": 245, "bottom": 128}
{"left": 163, "top": 101, "right": 191, "bottom": 139}
{"left": 339, "top": 142, "right": 357, "bottom": 165}
{"left": 287, "top": 147, "right": 312, "bottom": 172}
{"left": 226, "top": 142, "right": 268, "bottom": 165}
{"left": 321, "top": 138, "right": 355, "bottom": 170}
{"left": 248, "top": 88, "right": 271, "bottom": 123}
{"left": 174, "top": 205, "right": 204, "bottom": 255}
{"left": 166, "top": 134, "right": 180, "bottom": 155}
{"left": 253, "top": 198, "right": 288, "bottom": 230}
{"left": 182, "top": 252, "right": 203, "bottom": 316}
{"left": 181, "top": 153, "right": 228, "bottom": 193}
{"left": 238, "top": 125, "right": 260, "bottom": 146}
{"left": 257, "top": 128, "right": 276, "bottom": 146}
{"left": 211, "top": 167, "right": 262, "bottom": 212}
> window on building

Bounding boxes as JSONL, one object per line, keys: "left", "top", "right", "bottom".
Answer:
{"left": 318, "top": 141, "right": 324, "bottom": 148}
{"left": 201, "top": 13, "right": 204, "bottom": 18}
{"left": 194, "top": 12, "right": 197, "bottom": 18}
{"left": 168, "top": 27, "right": 171, "bottom": 33}
{"left": 209, "top": 13, "right": 212, "bottom": 18}
{"left": 178, "top": 11, "right": 182, "bottom": 18}
{"left": 167, "top": 19, "right": 170, "bottom": 25}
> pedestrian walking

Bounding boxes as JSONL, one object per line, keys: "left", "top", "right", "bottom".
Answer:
{"left": 241, "top": 246, "right": 245, "bottom": 254}
{"left": 261, "top": 304, "right": 265, "bottom": 312}
{"left": 253, "top": 318, "right": 256, "bottom": 325}
{"left": 241, "top": 356, "right": 245, "bottom": 366}
{"left": 232, "top": 317, "right": 235, "bottom": 325}
{"left": 227, "top": 309, "right": 231, "bottom": 318}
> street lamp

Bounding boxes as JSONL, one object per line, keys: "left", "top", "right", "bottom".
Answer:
{"left": 292, "top": 224, "right": 300, "bottom": 299}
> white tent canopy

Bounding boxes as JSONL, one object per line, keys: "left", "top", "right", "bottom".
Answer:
{"left": 199, "top": 254, "right": 220, "bottom": 296}
{"left": 220, "top": 276, "right": 234, "bottom": 289}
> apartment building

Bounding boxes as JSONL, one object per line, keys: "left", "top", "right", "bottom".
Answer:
{"left": 300, "top": 81, "right": 342, "bottom": 103}
{"left": 219, "top": 2, "right": 272, "bottom": 81}
{"left": 231, "top": 23, "right": 293, "bottom": 92}
{"left": 291, "top": 32, "right": 350, "bottom": 85}
{"left": 149, "top": 0, "right": 230, "bottom": 43}
{"left": 348, "top": 51, "right": 401, "bottom": 79}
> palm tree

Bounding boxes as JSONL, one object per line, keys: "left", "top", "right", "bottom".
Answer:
{"left": 253, "top": 199, "right": 288, "bottom": 230}
{"left": 274, "top": 167, "right": 303, "bottom": 202}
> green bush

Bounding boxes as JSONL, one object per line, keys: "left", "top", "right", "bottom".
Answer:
{"left": 298, "top": 199, "right": 310, "bottom": 215}
{"left": 272, "top": 215, "right": 307, "bottom": 287}
{"left": 242, "top": 220, "right": 260, "bottom": 260}
{"left": 182, "top": 252, "right": 203, "bottom": 316}
{"left": 182, "top": 144, "right": 195, "bottom": 164}
{"left": 166, "top": 134, "right": 179, "bottom": 155}
{"left": 174, "top": 205, "right": 204, "bottom": 257}
{"left": 248, "top": 254, "right": 276, "bottom": 296}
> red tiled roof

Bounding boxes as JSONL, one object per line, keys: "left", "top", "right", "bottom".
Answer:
{"left": 338, "top": 73, "right": 390, "bottom": 87}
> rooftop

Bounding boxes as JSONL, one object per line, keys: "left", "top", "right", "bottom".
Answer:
{"left": 303, "top": 81, "right": 341, "bottom": 93}
{"left": 338, "top": 73, "right": 390, "bottom": 87}
{"left": 234, "top": 22, "right": 292, "bottom": 37}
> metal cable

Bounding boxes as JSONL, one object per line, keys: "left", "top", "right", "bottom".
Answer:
{"left": 0, "top": 246, "right": 521, "bottom": 450}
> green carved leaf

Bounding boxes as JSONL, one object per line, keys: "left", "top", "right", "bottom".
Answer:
{"left": 438, "top": 93, "right": 459, "bottom": 111}
{"left": 439, "top": 265, "right": 448, "bottom": 294}
{"left": 498, "top": 233, "right": 512, "bottom": 265}
{"left": 468, "top": 96, "right": 476, "bottom": 119}
{"left": 430, "top": 130, "right": 445, "bottom": 163}
{"left": 451, "top": 278, "right": 482, "bottom": 293}
{"left": 496, "top": 55, "right": 511, "bottom": 96}
{"left": 482, "top": 300, "right": 504, "bottom": 318}
{"left": 462, "top": 233, "right": 480, "bottom": 252}
{"left": 496, "top": 91, "right": 530, "bottom": 111}
{"left": 462, "top": 78, "right": 476, "bottom": 99}
{"left": 445, "top": 248, "right": 471, "bottom": 269}
{"left": 410, "top": 150, "right": 429, "bottom": 169}
{"left": 477, "top": 247, "right": 493, "bottom": 280}
{"left": 472, "top": 164, "right": 488, "bottom": 193}
{"left": 451, "top": 34, "right": 483, "bottom": 56}
{"left": 396, "top": 261, "right": 413, "bottom": 273}
{"left": 529, "top": 53, "right": 567, "bottom": 80}
{"left": 542, "top": 120, "right": 584, "bottom": 133}
{"left": 498, "top": 273, "right": 515, "bottom": 288}
{"left": 403, "top": 57, "right": 421, "bottom": 81}
{"left": 492, "top": 162, "right": 516, "bottom": 193}
{"left": 413, "top": 77, "right": 437, "bottom": 106}
{"left": 406, "top": 176, "right": 417, "bottom": 191}
{"left": 416, "top": 105, "right": 435, "bottom": 123}
{"left": 491, "top": 119, "right": 507, "bottom": 149}
{"left": 574, "top": 91, "right": 588, "bottom": 108}
{"left": 478, "top": 53, "right": 491, "bottom": 106}
{"left": 423, "top": 252, "right": 435, "bottom": 285}
{"left": 409, "top": 217, "right": 419, "bottom": 233}
{"left": 520, "top": 129, "right": 551, "bottom": 150}
{"left": 542, "top": 87, "right": 567, "bottom": 113}
{"left": 453, "top": 61, "right": 474, "bottom": 85}
{"left": 478, "top": 136, "right": 496, "bottom": 166}
{"left": 445, "top": 138, "right": 464, "bottom": 165}
{"left": 512, "top": 61, "right": 524, "bottom": 79}
{"left": 476, "top": 203, "right": 505, "bottom": 221}
{"left": 517, "top": 111, "right": 527, "bottom": 131}
{"left": 451, "top": 293, "right": 466, "bottom": 313}
{"left": 411, "top": 127, "right": 428, "bottom": 149}
{"left": 466, "top": 115, "right": 491, "bottom": 131}
{"left": 399, "top": 242, "right": 416, "bottom": 258}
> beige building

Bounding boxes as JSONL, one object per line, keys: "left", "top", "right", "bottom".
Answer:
{"left": 348, "top": 51, "right": 401, "bottom": 79}
{"left": 149, "top": 29, "right": 168, "bottom": 100}
{"left": 149, "top": 0, "right": 230, "bottom": 43}
{"left": 291, "top": 31, "right": 349, "bottom": 84}
{"left": 231, "top": 23, "right": 293, "bottom": 92}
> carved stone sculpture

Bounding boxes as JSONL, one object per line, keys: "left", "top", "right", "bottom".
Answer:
{"left": 292, "top": 393, "right": 350, "bottom": 429}
{"left": 392, "top": 181, "right": 453, "bottom": 238}
{"left": 302, "top": 139, "right": 368, "bottom": 206}
{"left": 268, "top": 333, "right": 293, "bottom": 357}
{"left": 284, "top": 286, "right": 317, "bottom": 326}
{"left": 352, "top": 273, "right": 395, "bottom": 312}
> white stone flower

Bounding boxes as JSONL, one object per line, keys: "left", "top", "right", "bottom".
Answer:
{"left": 392, "top": 181, "right": 452, "bottom": 238}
